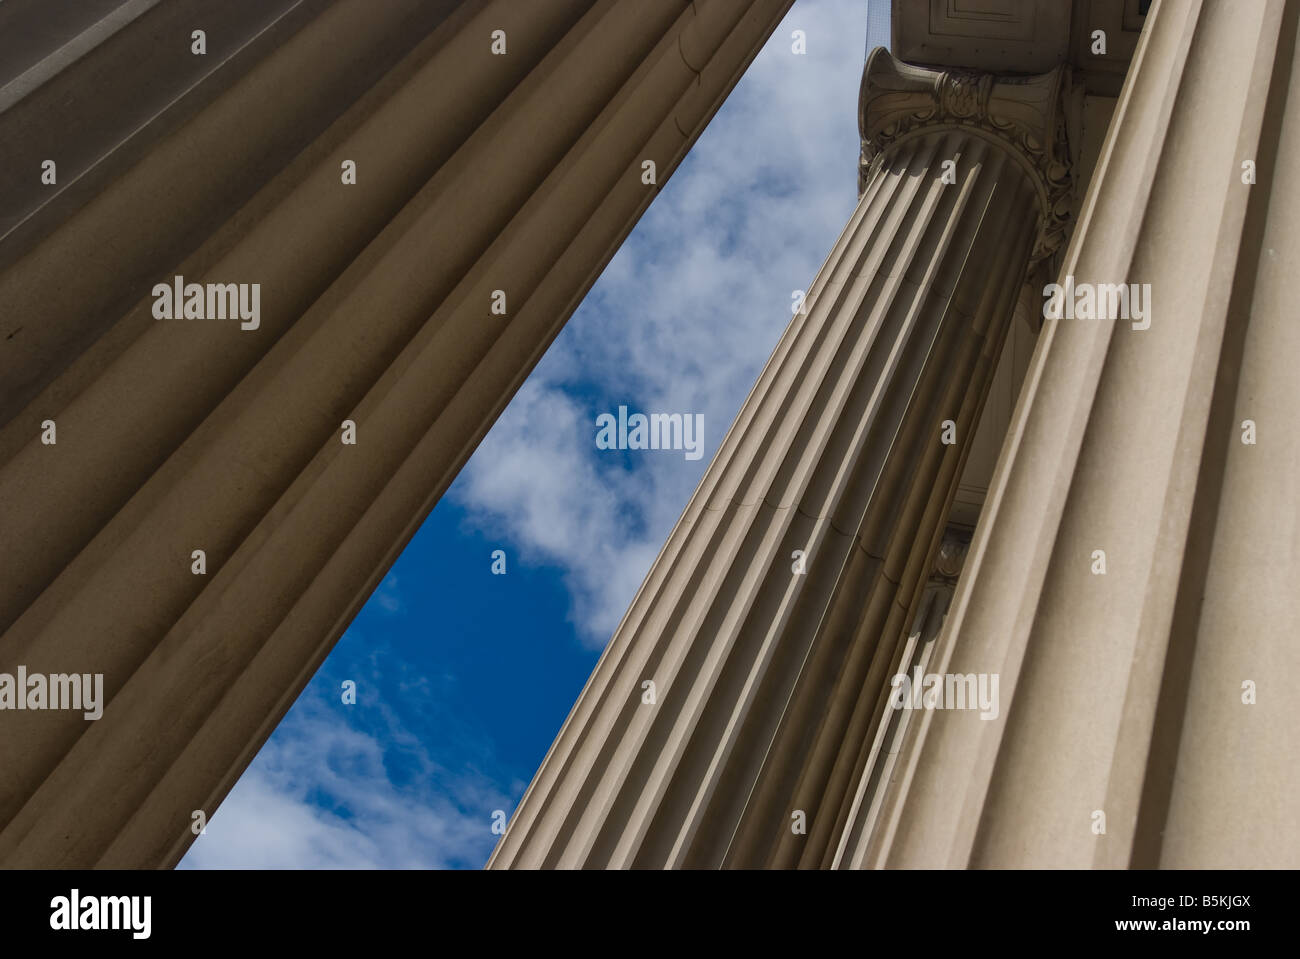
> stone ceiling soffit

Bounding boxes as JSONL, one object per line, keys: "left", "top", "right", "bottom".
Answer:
{"left": 891, "top": 0, "right": 1071, "bottom": 75}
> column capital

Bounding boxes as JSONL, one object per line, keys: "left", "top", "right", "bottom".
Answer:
{"left": 858, "top": 48, "right": 1072, "bottom": 260}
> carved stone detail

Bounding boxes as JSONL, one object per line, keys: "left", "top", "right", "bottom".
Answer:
{"left": 933, "top": 526, "right": 972, "bottom": 582}
{"left": 858, "top": 49, "right": 1073, "bottom": 261}
{"left": 935, "top": 70, "right": 992, "bottom": 120}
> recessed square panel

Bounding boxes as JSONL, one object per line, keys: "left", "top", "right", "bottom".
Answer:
{"left": 892, "top": 0, "right": 1070, "bottom": 73}
{"left": 931, "top": 0, "right": 1037, "bottom": 41}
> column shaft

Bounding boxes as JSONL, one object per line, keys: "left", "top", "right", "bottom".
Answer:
{"left": 0, "top": 0, "right": 793, "bottom": 867}
{"left": 491, "top": 106, "right": 1045, "bottom": 867}
{"left": 874, "top": 0, "right": 1300, "bottom": 869}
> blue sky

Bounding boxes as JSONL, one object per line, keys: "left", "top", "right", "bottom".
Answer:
{"left": 180, "top": 0, "right": 875, "bottom": 870}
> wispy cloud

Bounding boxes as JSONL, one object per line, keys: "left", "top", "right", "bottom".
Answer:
{"left": 452, "top": 0, "right": 865, "bottom": 646}
{"left": 180, "top": 648, "right": 519, "bottom": 869}
{"left": 372, "top": 573, "right": 404, "bottom": 615}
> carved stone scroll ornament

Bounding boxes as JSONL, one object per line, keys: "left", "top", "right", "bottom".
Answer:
{"left": 858, "top": 48, "right": 1073, "bottom": 261}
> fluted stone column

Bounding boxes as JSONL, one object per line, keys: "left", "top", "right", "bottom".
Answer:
{"left": 871, "top": 0, "right": 1300, "bottom": 869}
{"left": 0, "top": 0, "right": 793, "bottom": 868}
{"left": 490, "top": 50, "right": 1068, "bottom": 869}
{"left": 827, "top": 544, "right": 960, "bottom": 871}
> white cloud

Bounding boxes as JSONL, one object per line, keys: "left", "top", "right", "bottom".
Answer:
{"left": 452, "top": 0, "right": 866, "bottom": 645}
{"left": 179, "top": 665, "right": 518, "bottom": 870}
{"left": 372, "top": 573, "right": 403, "bottom": 615}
